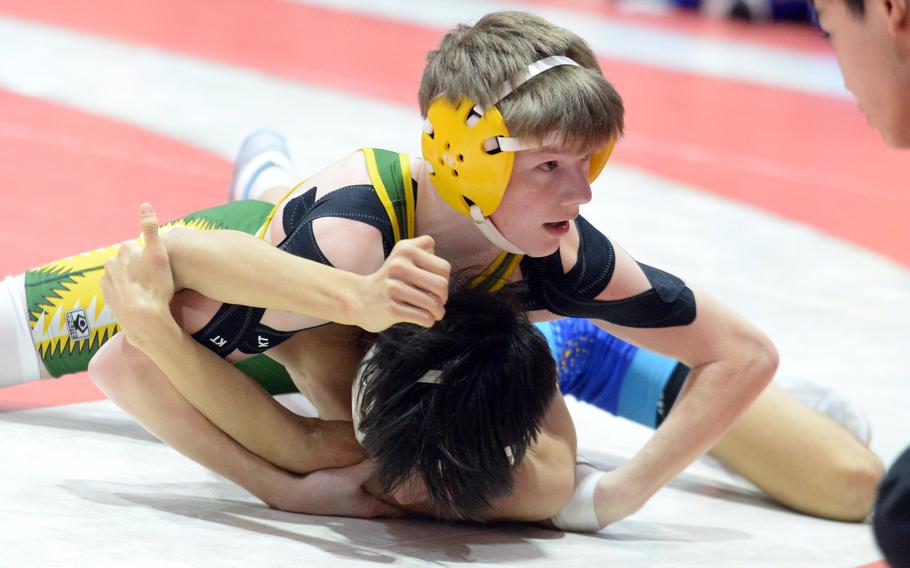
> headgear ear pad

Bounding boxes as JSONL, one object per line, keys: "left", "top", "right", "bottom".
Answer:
{"left": 422, "top": 97, "right": 615, "bottom": 219}
{"left": 422, "top": 98, "right": 513, "bottom": 218}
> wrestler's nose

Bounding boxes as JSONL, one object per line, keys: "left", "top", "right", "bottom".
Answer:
{"left": 562, "top": 168, "right": 592, "bottom": 206}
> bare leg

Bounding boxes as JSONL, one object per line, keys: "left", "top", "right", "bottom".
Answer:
{"left": 708, "top": 382, "right": 883, "bottom": 521}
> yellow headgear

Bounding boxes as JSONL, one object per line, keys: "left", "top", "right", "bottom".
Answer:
{"left": 421, "top": 56, "right": 615, "bottom": 219}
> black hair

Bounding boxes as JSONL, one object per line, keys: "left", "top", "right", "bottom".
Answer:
{"left": 844, "top": 0, "right": 865, "bottom": 16}
{"left": 357, "top": 283, "right": 557, "bottom": 521}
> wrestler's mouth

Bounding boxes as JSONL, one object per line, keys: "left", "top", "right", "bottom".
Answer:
{"left": 544, "top": 220, "right": 570, "bottom": 235}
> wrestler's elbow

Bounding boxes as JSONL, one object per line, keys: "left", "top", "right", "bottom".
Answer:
{"left": 277, "top": 419, "right": 364, "bottom": 475}
{"left": 159, "top": 226, "right": 190, "bottom": 258}
{"left": 159, "top": 227, "right": 198, "bottom": 290}
{"left": 746, "top": 332, "right": 778, "bottom": 387}
{"left": 727, "top": 328, "right": 778, "bottom": 395}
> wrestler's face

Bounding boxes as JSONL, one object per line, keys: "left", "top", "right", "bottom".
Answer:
{"left": 492, "top": 147, "right": 593, "bottom": 257}
{"left": 815, "top": 0, "right": 910, "bottom": 147}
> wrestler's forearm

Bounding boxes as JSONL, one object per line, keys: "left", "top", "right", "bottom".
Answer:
{"left": 163, "top": 228, "right": 363, "bottom": 324}
{"left": 144, "top": 402, "right": 300, "bottom": 509}
{"left": 91, "top": 337, "right": 308, "bottom": 510}
{"left": 587, "top": 281, "right": 778, "bottom": 525}
{"left": 596, "top": 354, "right": 774, "bottom": 524}
{"left": 128, "top": 313, "right": 365, "bottom": 474}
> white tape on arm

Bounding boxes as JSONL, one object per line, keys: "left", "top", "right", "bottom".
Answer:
{"left": 549, "top": 461, "right": 605, "bottom": 532}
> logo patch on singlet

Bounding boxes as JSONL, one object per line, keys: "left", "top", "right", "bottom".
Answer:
{"left": 65, "top": 308, "right": 91, "bottom": 342}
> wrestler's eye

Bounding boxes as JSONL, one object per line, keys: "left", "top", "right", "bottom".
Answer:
{"left": 538, "top": 160, "right": 558, "bottom": 172}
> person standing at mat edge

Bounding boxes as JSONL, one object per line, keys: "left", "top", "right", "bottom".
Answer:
{"left": 813, "top": 0, "right": 910, "bottom": 564}
{"left": 814, "top": 0, "right": 910, "bottom": 147}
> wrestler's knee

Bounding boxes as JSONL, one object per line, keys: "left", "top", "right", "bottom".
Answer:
{"left": 88, "top": 335, "right": 157, "bottom": 398}
{"left": 828, "top": 451, "right": 885, "bottom": 521}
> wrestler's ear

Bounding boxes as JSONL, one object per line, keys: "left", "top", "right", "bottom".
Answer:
{"left": 879, "top": 0, "right": 909, "bottom": 35}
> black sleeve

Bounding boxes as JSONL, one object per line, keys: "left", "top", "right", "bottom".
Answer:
{"left": 276, "top": 185, "right": 397, "bottom": 265}
{"left": 520, "top": 215, "right": 696, "bottom": 328}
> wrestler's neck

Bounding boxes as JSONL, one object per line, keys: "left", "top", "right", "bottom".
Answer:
{"left": 412, "top": 158, "right": 505, "bottom": 271}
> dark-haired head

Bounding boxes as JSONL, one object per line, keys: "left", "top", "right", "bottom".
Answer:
{"left": 354, "top": 283, "right": 557, "bottom": 521}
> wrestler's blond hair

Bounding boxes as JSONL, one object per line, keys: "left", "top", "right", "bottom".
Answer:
{"left": 418, "top": 11, "right": 624, "bottom": 153}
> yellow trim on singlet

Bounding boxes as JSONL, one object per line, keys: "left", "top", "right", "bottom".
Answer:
{"left": 259, "top": 149, "right": 522, "bottom": 290}
{"left": 398, "top": 153, "right": 416, "bottom": 240}
{"left": 361, "top": 148, "right": 402, "bottom": 243}
{"left": 364, "top": 147, "right": 522, "bottom": 290}
{"left": 469, "top": 251, "right": 523, "bottom": 292}
{"left": 256, "top": 179, "right": 310, "bottom": 240}
{"left": 496, "top": 253, "right": 523, "bottom": 291}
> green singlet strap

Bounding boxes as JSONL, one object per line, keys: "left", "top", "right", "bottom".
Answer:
{"left": 362, "top": 148, "right": 415, "bottom": 242}
{"left": 363, "top": 148, "right": 522, "bottom": 293}
{"left": 469, "top": 251, "right": 523, "bottom": 293}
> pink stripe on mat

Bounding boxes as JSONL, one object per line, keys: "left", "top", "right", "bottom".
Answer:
{"left": 0, "top": 88, "right": 231, "bottom": 409}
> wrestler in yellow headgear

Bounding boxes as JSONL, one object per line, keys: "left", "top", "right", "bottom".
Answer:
{"left": 421, "top": 56, "right": 616, "bottom": 254}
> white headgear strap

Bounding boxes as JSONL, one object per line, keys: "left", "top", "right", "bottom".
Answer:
{"left": 470, "top": 55, "right": 582, "bottom": 254}
{"left": 352, "top": 346, "right": 442, "bottom": 444}
{"left": 350, "top": 347, "right": 517, "bottom": 466}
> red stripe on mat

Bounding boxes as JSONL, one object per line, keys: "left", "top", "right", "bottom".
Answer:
{"left": 1, "top": 0, "right": 905, "bottom": 265}
{"left": 0, "top": 88, "right": 231, "bottom": 409}
{"left": 611, "top": 63, "right": 910, "bottom": 266}
{"left": 856, "top": 562, "right": 889, "bottom": 567}
{"left": 0, "top": 375, "right": 101, "bottom": 411}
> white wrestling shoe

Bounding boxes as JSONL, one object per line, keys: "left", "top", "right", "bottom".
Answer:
{"left": 775, "top": 376, "right": 872, "bottom": 446}
{"left": 229, "top": 129, "right": 296, "bottom": 202}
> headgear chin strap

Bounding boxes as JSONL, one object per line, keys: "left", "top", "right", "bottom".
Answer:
{"left": 421, "top": 55, "right": 616, "bottom": 253}
{"left": 469, "top": 205, "right": 525, "bottom": 255}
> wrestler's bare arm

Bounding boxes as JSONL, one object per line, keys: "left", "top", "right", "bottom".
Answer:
{"left": 160, "top": 150, "right": 450, "bottom": 333}
{"left": 94, "top": 205, "right": 402, "bottom": 518}
{"left": 558, "top": 234, "right": 778, "bottom": 525}
{"left": 102, "top": 207, "right": 364, "bottom": 475}
{"left": 162, "top": 226, "right": 450, "bottom": 332}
